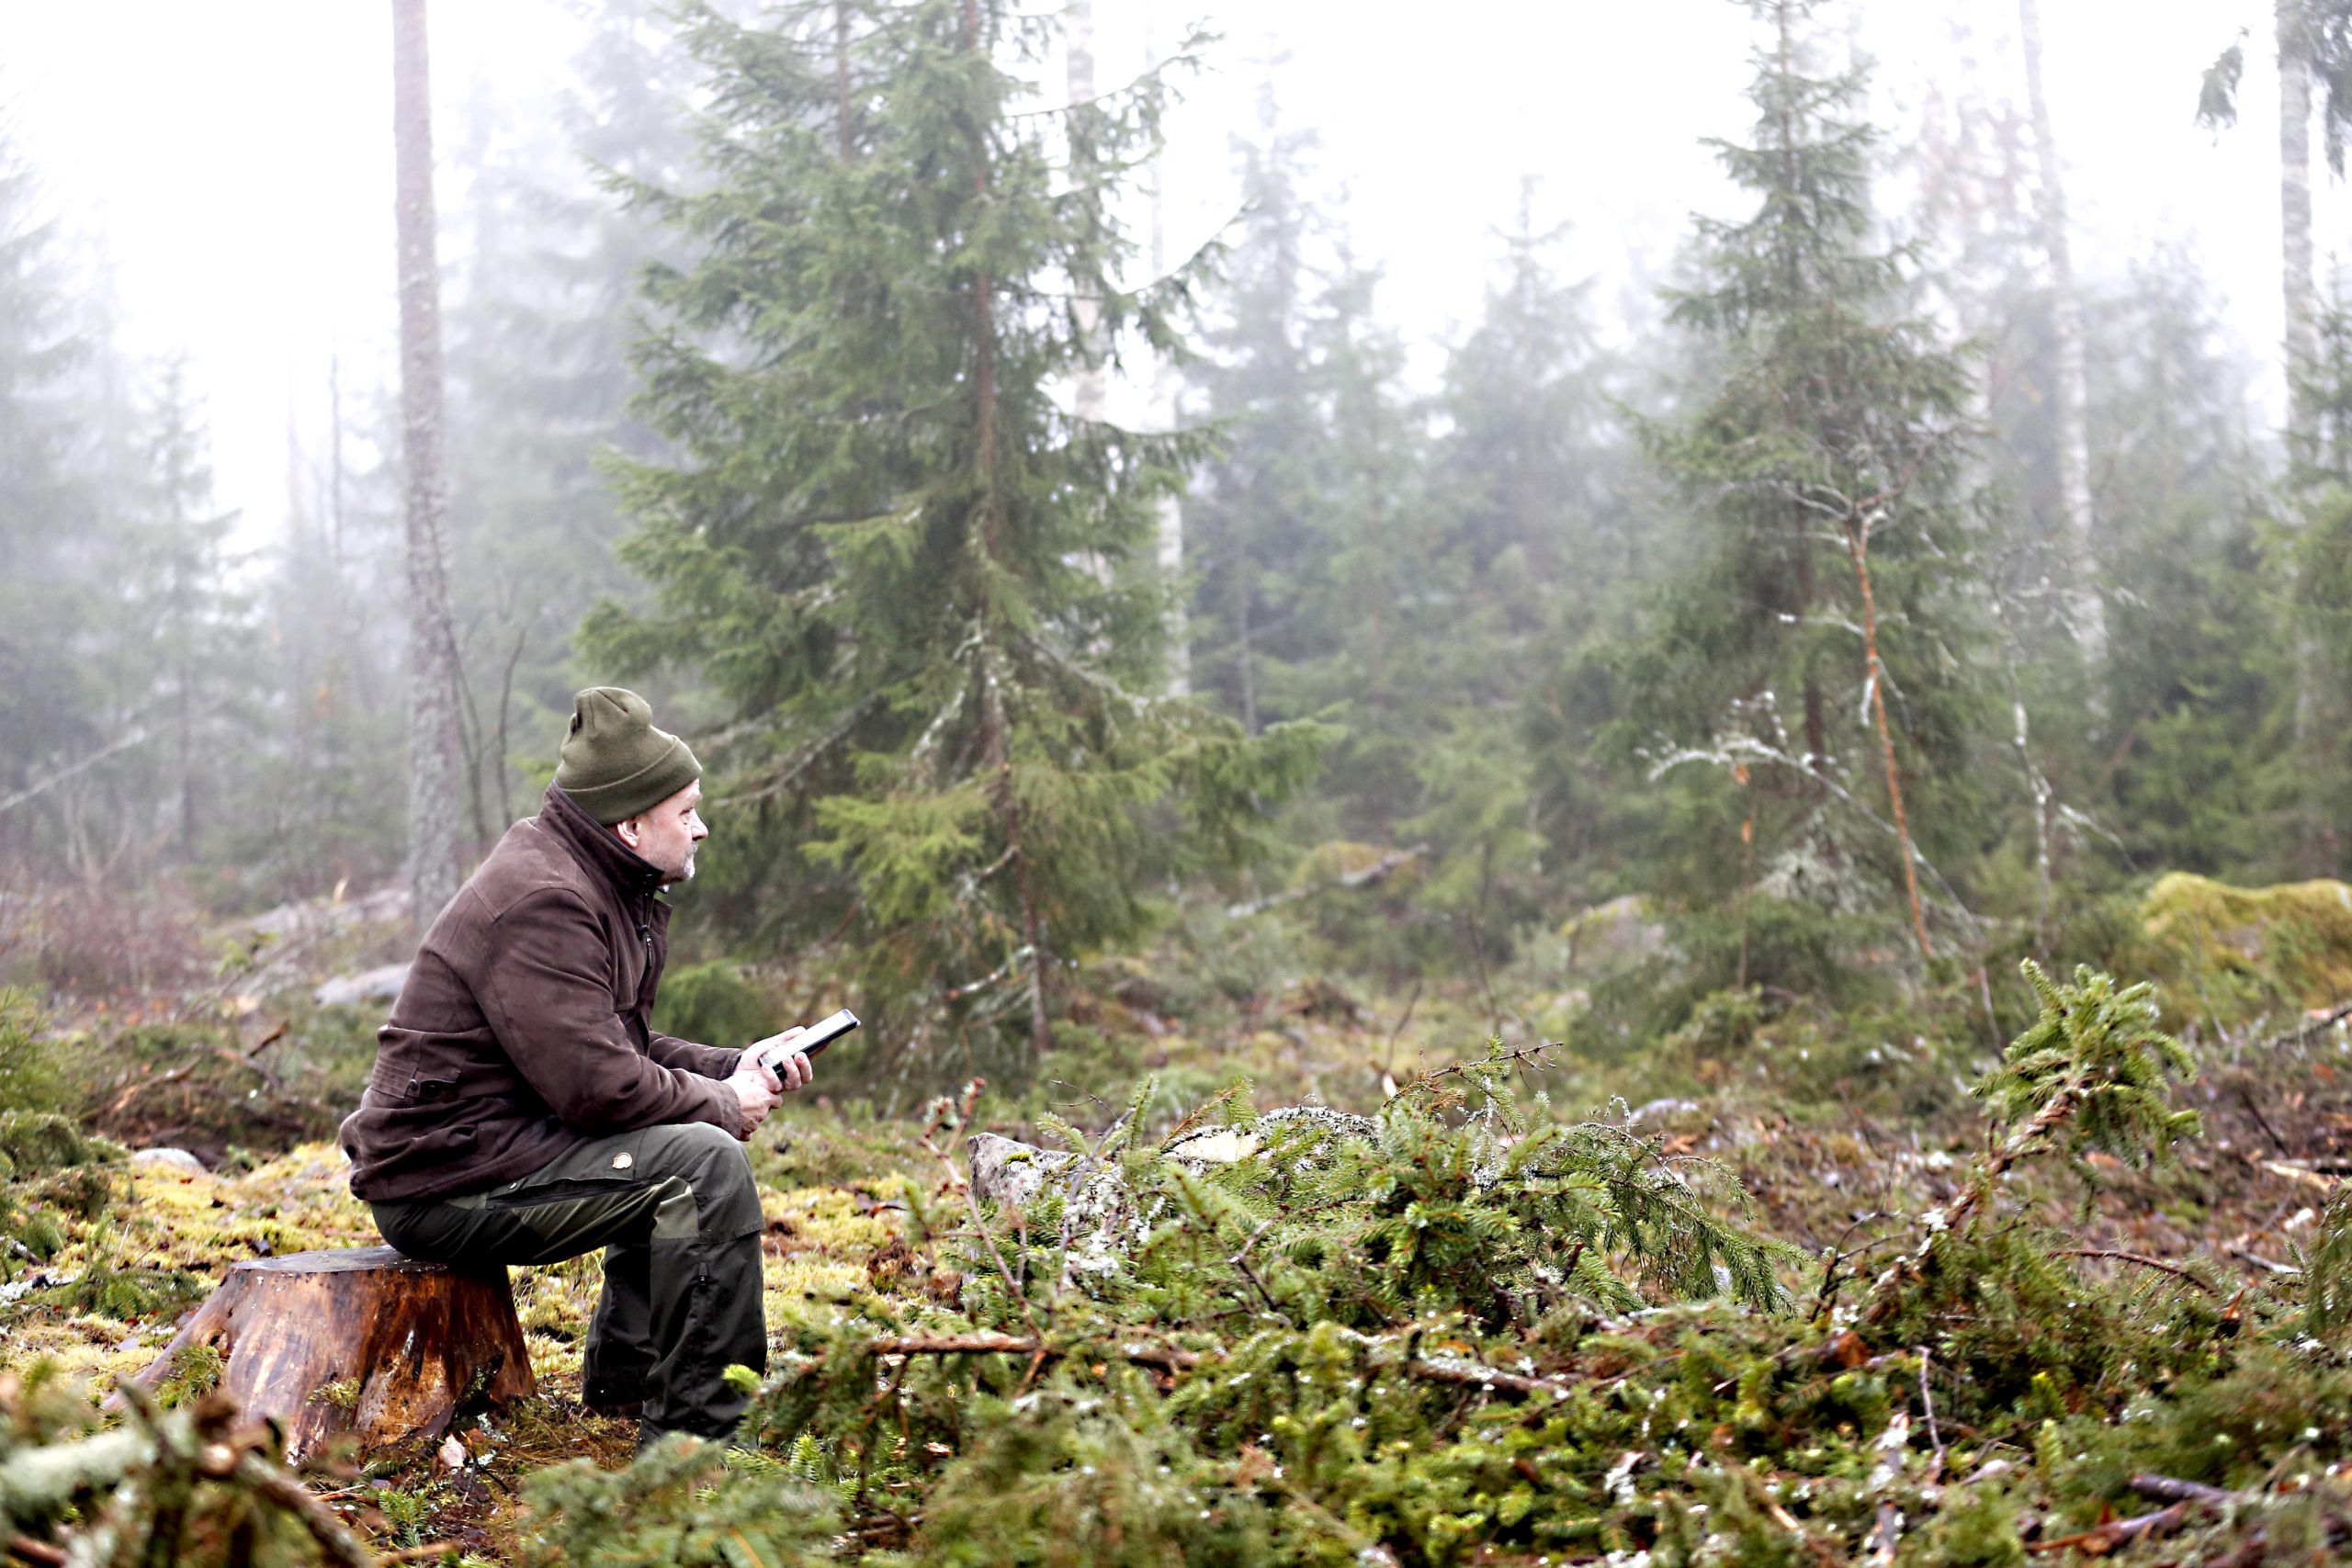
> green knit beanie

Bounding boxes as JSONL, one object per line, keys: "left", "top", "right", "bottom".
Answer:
{"left": 553, "top": 687, "right": 702, "bottom": 825}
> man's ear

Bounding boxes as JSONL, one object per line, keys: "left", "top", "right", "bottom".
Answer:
{"left": 615, "top": 815, "right": 642, "bottom": 849}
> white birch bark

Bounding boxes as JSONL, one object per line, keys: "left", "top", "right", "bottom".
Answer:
{"left": 392, "top": 0, "right": 467, "bottom": 928}
{"left": 1145, "top": 9, "right": 1188, "bottom": 695}
{"left": 2278, "top": 0, "right": 2326, "bottom": 870}
{"left": 2017, "top": 0, "right": 2104, "bottom": 670}
{"left": 2279, "top": 0, "right": 2318, "bottom": 466}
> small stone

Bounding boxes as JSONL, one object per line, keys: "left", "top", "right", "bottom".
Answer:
{"left": 439, "top": 1433, "right": 467, "bottom": 1469}
{"left": 130, "top": 1148, "right": 208, "bottom": 1176}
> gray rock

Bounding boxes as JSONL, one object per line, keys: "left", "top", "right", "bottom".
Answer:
{"left": 250, "top": 885, "right": 412, "bottom": 941}
{"left": 967, "top": 1132, "right": 1072, "bottom": 1210}
{"left": 313, "top": 962, "right": 412, "bottom": 1009}
{"left": 1562, "top": 895, "right": 1668, "bottom": 972}
{"left": 129, "top": 1148, "right": 207, "bottom": 1176}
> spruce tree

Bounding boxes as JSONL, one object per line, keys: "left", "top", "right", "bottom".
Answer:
{"left": 588, "top": 0, "right": 1322, "bottom": 1075}
{"left": 1614, "top": 0, "right": 1985, "bottom": 981}
{"left": 1182, "top": 94, "right": 1336, "bottom": 744}
{"left": 0, "top": 124, "right": 97, "bottom": 873}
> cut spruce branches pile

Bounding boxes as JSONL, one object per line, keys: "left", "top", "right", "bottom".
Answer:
{"left": 611, "top": 959, "right": 2333, "bottom": 1568}
{"left": 8, "top": 963, "right": 2352, "bottom": 1563}
{"left": 718, "top": 962, "right": 2351, "bottom": 1566}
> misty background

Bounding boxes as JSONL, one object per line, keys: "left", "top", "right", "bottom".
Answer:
{"left": 7, "top": 0, "right": 2332, "bottom": 547}
{"left": 11, "top": 0, "right": 2352, "bottom": 1098}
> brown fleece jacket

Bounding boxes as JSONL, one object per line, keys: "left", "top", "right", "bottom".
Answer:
{"left": 339, "top": 783, "right": 744, "bottom": 1201}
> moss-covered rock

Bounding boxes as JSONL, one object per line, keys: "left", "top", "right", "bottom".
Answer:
{"left": 2132, "top": 872, "right": 2352, "bottom": 1029}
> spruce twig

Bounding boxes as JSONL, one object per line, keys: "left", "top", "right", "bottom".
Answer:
{"left": 1861, "top": 961, "right": 2195, "bottom": 1327}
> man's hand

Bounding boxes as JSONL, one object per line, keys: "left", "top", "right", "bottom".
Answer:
{"left": 749, "top": 1025, "right": 818, "bottom": 1094}
{"left": 723, "top": 1057, "right": 782, "bottom": 1138}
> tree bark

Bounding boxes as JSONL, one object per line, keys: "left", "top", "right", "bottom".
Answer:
{"left": 2018, "top": 0, "right": 2105, "bottom": 671}
{"left": 134, "top": 1247, "right": 535, "bottom": 1462}
{"left": 2280, "top": 0, "right": 2318, "bottom": 467}
{"left": 393, "top": 0, "right": 467, "bottom": 930}
{"left": 967, "top": 0, "right": 1053, "bottom": 1065}
{"left": 1143, "top": 11, "right": 1188, "bottom": 697}
{"left": 2274, "top": 0, "right": 2331, "bottom": 873}
{"left": 1846, "top": 519, "right": 1934, "bottom": 964}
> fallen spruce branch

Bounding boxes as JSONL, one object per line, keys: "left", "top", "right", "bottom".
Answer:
{"left": 2128, "top": 1472, "right": 2264, "bottom": 1508}
{"left": 0, "top": 1392, "right": 375, "bottom": 1568}
{"left": 861, "top": 1333, "right": 1579, "bottom": 1401}
{"left": 1862, "top": 963, "right": 2194, "bottom": 1329}
{"left": 2023, "top": 1472, "right": 2309, "bottom": 1556}
{"left": 2054, "top": 1248, "right": 2221, "bottom": 1296}
{"left": 2026, "top": 1503, "right": 2188, "bottom": 1555}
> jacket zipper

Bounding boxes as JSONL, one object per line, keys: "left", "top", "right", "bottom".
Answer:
{"left": 637, "top": 921, "right": 657, "bottom": 1018}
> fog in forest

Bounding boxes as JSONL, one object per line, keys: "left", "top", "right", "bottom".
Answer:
{"left": 9, "top": 0, "right": 2340, "bottom": 540}
{"left": 22, "top": 3, "right": 2352, "bottom": 1558}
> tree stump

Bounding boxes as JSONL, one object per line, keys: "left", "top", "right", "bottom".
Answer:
{"left": 134, "top": 1247, "right": 535, "bottom": 1461}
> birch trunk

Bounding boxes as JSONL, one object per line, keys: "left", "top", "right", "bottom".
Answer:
{"left": 2018, "top": 0, "right": 2104, "bottom": 671}
{"left": 392, "top": 0, "right": 467, "bottom": 929}
{"left": 2280, "top": 0, "right": 2318, "bottom": 466}
{"left": 2278, "top": 0, "right": 2328, "bottom": 871}
{"left": 1144, "top": 10, "right": 1188, "bottom": 696}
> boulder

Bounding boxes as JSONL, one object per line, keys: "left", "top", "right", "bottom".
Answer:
{"left": 313, "top": 963, "right": 412, "bottom": 1009}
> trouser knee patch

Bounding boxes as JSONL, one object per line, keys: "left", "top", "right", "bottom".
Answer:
{"left": 650, "top": 1177, "right": 700, "bottom": 1241}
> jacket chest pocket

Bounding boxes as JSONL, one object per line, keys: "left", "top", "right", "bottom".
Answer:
{"left": 609, "top": 921, "right": 649, "bottom": 1009}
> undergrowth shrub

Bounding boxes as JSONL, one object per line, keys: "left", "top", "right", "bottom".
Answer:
{"left": 0, "top": 992, "right": 68, "bottom": 1114}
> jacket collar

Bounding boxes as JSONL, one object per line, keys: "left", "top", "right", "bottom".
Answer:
{"left": 539, "top": 782, "right": 668, "bottom": 904}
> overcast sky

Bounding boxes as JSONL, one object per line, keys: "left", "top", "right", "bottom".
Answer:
{"left": 4, "top": 0, "right": 2337, "bottom": 548}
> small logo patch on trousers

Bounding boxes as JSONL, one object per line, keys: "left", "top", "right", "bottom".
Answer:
{"left": 612, "top": 1152, "right": 634, "bottom": 1170}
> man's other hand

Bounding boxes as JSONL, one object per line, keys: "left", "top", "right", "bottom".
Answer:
{"left": 724, "top": 1057, "right": 782, "bottom": 1137}
{"left": 749, "top": 1027, "right": 818, "bottom": 1093}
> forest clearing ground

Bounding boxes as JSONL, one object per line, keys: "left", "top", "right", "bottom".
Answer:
{"left": 3, "top": 950, "right": 2350, "bottom": 1562}
{"left": 0, "top": 1135, "right": 922, "bottom": 1559}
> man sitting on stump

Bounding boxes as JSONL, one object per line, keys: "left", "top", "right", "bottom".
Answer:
{"left": 340, "top": 687, "right": 813, "bottom": 1449}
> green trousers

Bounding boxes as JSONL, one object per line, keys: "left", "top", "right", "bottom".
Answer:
{"left": 370, "top": 1122, "right": 766, "bottom": 1446}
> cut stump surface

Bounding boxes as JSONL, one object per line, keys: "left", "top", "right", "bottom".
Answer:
{"left": 136, "top": 1247, "right": 535, "bottom": 1460}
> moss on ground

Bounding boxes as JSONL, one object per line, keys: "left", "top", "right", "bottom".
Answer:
{"left": 11, "top": 936, "right": 2352, "bottom": 1562}
{"left": 2134, "top": 871, "right": 2352, "bottom": 1030}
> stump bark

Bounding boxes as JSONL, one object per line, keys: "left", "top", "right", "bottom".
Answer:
{"left": 135, "top": 1247, "right": 535, "bottom": 1461}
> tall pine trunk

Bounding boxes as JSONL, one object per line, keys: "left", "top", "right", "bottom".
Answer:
{"left": 391, "top": 0, "right": 466, "bottom": 929}
{"left": 2018, "top": 0, "right": 2103, "bottom": 672}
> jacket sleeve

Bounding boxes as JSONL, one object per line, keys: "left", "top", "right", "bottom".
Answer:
{"left": 475, "top": 890, "right": 745, "bottom": 1138}
{"left": 646, "top": 1032, "right": 745, "bottom": 1080}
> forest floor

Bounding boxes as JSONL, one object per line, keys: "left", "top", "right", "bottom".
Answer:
{"left": 6, "top": 877, "right": 2352, "bottom": 1563}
